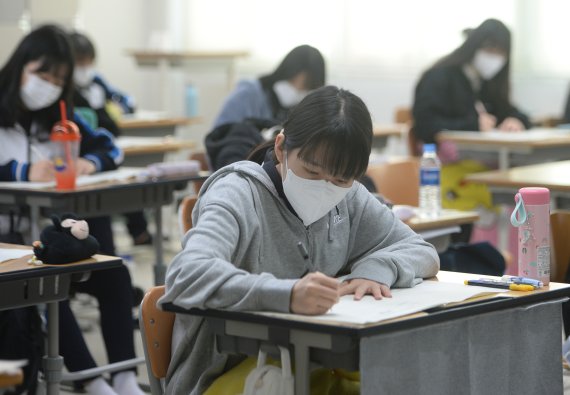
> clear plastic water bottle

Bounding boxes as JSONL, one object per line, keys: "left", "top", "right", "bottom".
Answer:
{"left": 419, "top": 143, "right": 441, "bottom": 218}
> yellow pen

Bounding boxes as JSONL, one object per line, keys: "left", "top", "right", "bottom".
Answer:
{"left": 464, "top": 279, "right": 535, "bottom": 292}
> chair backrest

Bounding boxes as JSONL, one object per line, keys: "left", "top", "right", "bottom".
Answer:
{"left": 178, "top": 195, "right": 198, "bottom": 234}
{"left": 394, "top": 106, "right": 412, "bottom": 125}
{"left": 550, "top": 211, "right": 570, "bottom": 282}
{"left": 139, "top": 285, "right": 175, "bottom": 395}
{"left": 366, "top": 158, "right": 420, "bottom": 206}
{"left": 189, "top": 151, "right": 210, "bottom": 193}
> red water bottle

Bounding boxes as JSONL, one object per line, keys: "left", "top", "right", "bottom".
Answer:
{"left": 51, "top": 101, "right": 81, "bottom": 190}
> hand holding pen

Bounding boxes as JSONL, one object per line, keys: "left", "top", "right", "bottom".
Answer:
{"left": 475, "top": 101, "right": 497, "bottom": 132}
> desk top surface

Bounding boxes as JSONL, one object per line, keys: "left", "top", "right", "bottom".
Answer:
{"left": 372, "top": 123, "right": 408, "bottom": 137}
{"left": 466, "top": 160, "right": 570, "bottom": 191}
{"left": 0, "top": 169, "right": 209, "bottom": 197}
{"left": 117, "top": 136, "right": 196, "bottom": 155}
{"left": 406, "top": 209, "right": 479, "bottom": 231}
{"left": 127, "top": 50, "right": 250, "bottom": 60}
{"left": 117, "top": 116, "right": 201, "bottom": 129}
{"left": 438, "top": 128, "right": 570, "bottom": 148}
{"left": 0, "top": 243, "right": 122, "bottom": 282}
{"left": 163, "top": 270, "right": 570, "bottom": 337}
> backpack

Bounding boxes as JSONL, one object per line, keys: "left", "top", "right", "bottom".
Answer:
{"left": 439, "top": 241, "right": 506, "bottom": 276}
{"left": 0, "top": 307, "right": 45, "bottom": 395}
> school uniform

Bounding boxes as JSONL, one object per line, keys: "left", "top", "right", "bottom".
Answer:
{"left": 412, "top": 64, "right": 531, "bottom": 144}
{"left": 159, "top": 160, "right": 440, "bottom": 394}
{"left": 213, "top": 79, "right": 286, "bottom": 128}
{"left": 0, "top": 113, "right": 136, "bottom": 382}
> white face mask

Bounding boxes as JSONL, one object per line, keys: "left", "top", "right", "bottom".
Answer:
{"left": 282, "top": 153, "right": 351, "bottom": 226}
{"left": 273, "top": 80, "right": 308, "bottom": 108}
{"left": 74, "top": 66, "right": 96, "bottom": 87}
{"left": 20, "top": 73, "right": 63, "bottom": 111}
{"left": 472, "top": 50, "right": 506, "bottom": 80}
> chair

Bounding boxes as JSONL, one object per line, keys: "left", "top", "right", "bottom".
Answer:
{"left": 139, "top": 286, "right": 174, "bottom": 395}
{"left": 189, "top": 151, "right": 210, "bottom": 193}
{"left": 392, "top": 106, "right": 422, "bottom": 157}
{"left": 550, "top": 211, "right": 570, "bottom": 283}
{"left": 366, "top": 158, "right": 420, "bottom": 206}
{"left": 178, "top": 195, "right": 198, "bottom": 235}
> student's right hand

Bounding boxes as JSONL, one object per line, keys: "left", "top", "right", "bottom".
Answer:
{"left": 290, "top": 272, "right": 339, "bottom": 315}
{"left": 29, "top": 160, "right": 55, "bottom": 182}
{"left": 479, "top": 113, "right": 497, "bottom": 132}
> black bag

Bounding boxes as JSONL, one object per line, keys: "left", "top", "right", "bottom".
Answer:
{"left": 0, "top": 307, "right": 45, "bottom": 395}
{"left": 439, "top": 241, "right": 506, "bottom": 276}
{"left": 0, "top": 211, "right": 25, "bottom": 244}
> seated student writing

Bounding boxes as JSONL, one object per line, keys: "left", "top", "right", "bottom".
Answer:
{"left": 0, "top": 25, "right": 144, "bottom": 395}
{"left": 412, "top": 18, "right": 531, "bottom": 146}
{"left": 160, "top": 86, "right": 440, "bottom": 394}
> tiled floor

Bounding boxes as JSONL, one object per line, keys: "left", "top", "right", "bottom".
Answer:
{"left": 58, "top": 215, "right": 570, "bottom": 394}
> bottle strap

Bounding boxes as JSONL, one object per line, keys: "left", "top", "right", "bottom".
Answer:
{"left": 510, "top": 193, "right": 527, "bottom": 227}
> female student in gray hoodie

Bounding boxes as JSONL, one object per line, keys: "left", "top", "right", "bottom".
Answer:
{"left": 160, "top": 86, "right": 440, "bottom": 394}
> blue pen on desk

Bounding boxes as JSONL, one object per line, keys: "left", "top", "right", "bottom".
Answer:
{"left": 500, "top": 275, "right": 543, "bottom": 288}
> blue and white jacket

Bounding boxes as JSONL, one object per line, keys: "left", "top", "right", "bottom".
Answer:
{"left": 0, "top": 112, "right": 123, "bottom": 182}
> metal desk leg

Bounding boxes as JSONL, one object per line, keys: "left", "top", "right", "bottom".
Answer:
{"left": 44, "top": 302, "right": 63, "bottom": 395}
{"left": 289, "top": 330, "right": 333, "bottom": 395}
{"left": 498, "top": 148, "right": 509, "bottom": 171}
{"left": 153, "top": 206, "right": 165, "bottom": 285}
{"left": 30, "top": 205, "right": 41, "bottom": 242}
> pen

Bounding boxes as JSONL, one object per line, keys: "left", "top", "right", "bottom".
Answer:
{"left": 475, "top": 100, "right": 487, "bottom": 115}
{"left": 464, "top": 279, "right": 535, "bottom": 292}
{"left": 500, "top": 275, "right": 543, "bottom": 288}
{"left": 30, "top": 145, "right": 48, "bottom": 161}
{"left": 297, "top": 242, "right": 309, "bottom": 260}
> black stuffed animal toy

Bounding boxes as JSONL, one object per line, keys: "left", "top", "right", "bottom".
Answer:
{"left": 32, "top": 214, "right": 99, "bottom": 264}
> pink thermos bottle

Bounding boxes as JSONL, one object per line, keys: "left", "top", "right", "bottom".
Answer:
{"left": 510, "top": 187, "right": 551, "bottom": 285}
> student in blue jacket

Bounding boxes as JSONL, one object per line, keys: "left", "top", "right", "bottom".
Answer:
{"left": 213, "top": 44, "right": 326, "bottom": 128}
{"left": 161, "top": 86, "right": 439, "bottom": 394}
{"left": 0, "top": 25, "right": 144, "bottom": 395}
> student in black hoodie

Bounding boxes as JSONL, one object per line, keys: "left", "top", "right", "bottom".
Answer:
{"left": 413, "top": 18, "right": 531, "bottom": 145}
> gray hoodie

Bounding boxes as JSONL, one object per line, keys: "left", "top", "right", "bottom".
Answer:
{"left": 159, "top": 160, "right": 439, "bottom": 394}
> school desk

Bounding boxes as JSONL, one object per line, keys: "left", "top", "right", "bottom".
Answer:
{"left": 127, "top": 50, "right": 249, "bottom": 110}
{"left": 437, "top": 128, "right": 570, "bottom": 170}
{"left": 163, "top": 270, "right": 570, "bottom": 395}
{"left": 116, "top": 136, "right": 196, "bottom": 166}
{"left": 0, "top": 169, "right": 209, "bottom": 285}
{"left": 117, "top": 112, "right": 202, "bottom": 137}
{"left": 466, "top": 160, "right": 570, "bottom": 251}
{"left": 0, "top": 243, "right": 123, "bottom": 395}
{"left": 372, "top": 123, "right": 408, "bottom": 151}
{"left": 407, "top": 209, "right": 479, "bottom": 252}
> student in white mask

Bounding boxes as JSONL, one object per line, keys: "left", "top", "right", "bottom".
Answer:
{"left": 0, "top": 25, "right": 144, "bottom": 395}
{"left": 412, "top": 18, "right": 530, "bottom": 146}
{"left": 160, "top": 86, "right": 440, "bottom": 394}
{"left": 213, "top": 45, "right": 325, "bottom": 128}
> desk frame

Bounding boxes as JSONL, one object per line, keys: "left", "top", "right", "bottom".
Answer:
{"left": 0, "top": 248, "right": 122, "bottom": 395}
{"left": 164, "top": 276, "right": 570, "bottom": 394}
{"left": 0, "top": 172, "right": 209, "bottom": 285}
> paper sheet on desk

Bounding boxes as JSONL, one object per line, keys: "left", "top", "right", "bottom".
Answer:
{"left": 0, "top": 248, "right": 31, "bottom": 263}
{"left": 0, "top": 168, "right": 143, "bottom": 190}
{"left": 265, "top": 281, "right": 507, "bottom": 325}
{"left": 0, "top": 359, "right": 27, "bottom": 374}
{"left": 446, "top": 129, "right": 569, "bottom": 141}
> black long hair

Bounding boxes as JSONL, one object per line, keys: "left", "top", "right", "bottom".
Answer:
{"left": 0, "top": 24, "right": 75, "bottom": 131}
{"left": 69, "top": 31, "right": 96, "bottom": 61}
{"left": 431, "top": 18, "right": 512, "bottom": 115}
{"left": 249, "top": 86, "right": 372, "bottom": 180}
{"left": 259, "top": 45, "right": 326, "bottom": 91}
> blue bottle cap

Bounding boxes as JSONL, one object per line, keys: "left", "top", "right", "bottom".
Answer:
{"left": 423, "top": 143, "right": 436, "bottom": 153}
